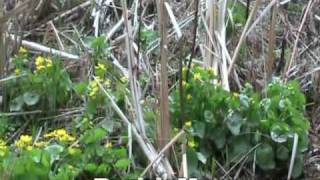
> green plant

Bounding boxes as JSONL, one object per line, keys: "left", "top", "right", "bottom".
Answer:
{"left": 0, "top": 126, "right": 136, "bottom": 179}
{"left": 170, "top": 65, "right": 309, "bottom": 178}
{"left": 0, "top": 42, "right": 137, "bottom": 179}
{"left": 6, "top": 49, "right": 72, "bottom": 113}
{"left": 139, "top": 26, "right": 157, "bottom": 50}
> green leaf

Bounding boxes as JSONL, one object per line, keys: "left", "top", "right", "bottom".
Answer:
{"left": 10, "top": 95, "right": 24, "bottom": 111}
{"left": 23, "top": 92, "right": 40, "bottom": 106}
{"left": 82, "top": 128, "right": 107, "bottom": 144}
{"left": 85, "top": 163, "right": 97, "bottom": 173}
{"left": 192, "top": 121, "right": 206, "bottom": 138}
{"left": 211, "top": 127, "right": 226, "bottom": 149}
{"left": 292, "top": 154, "right": 303, "bottom": 178}
{"left": 73, "top": 82, "right": 88, "bottom": 95}
{"left": 228, "top": 137, "right": 250, "bottom": 162}
{"left": 44, "top": 144, "right": 64, "bottom": 165}
{"left": 204, "top": 110, "right": 216, "bottom": 124}
{"left": 239, "top": 94, "right": 249, "bottom": 108}
{"left": 226, "top": 111, "right": 243, "bottom": 135}
{"left": 96, "top": 164, "right": 110, "bottom": 175}
{"left": 276, "top": 145, "right": 289, "bottom": 161}
{"left": 115, "top": 159, "right": 130, "bottom": 169}
{"left": 256, "top": 143, "right": 275, "bottom": 170}
{"left": 270, "top": 124, "right": 290, "bottom": 143}
{"left": 196, "top": 152, "right": 207, "bottom": 164}
{"left": 100, "top": 119, "right": 114, "bottom": 132}
{"left": 187, "top": 149, "right": 200, "bottom": 177}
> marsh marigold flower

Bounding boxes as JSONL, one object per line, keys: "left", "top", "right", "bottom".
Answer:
{"left": 186, "top": 94, "right": 192, "bottom": 101}
{"left": 44, "top": 129, "right": 75, "bottom": 142}
{"left": 0, "top": 139, "right": 7, "bottom": 157}
{"left": 95, "top": 63, "right": 107, "bottom": 72}
{"left": 35, "top": 56, "right": 53, "bottom": 72}
{"left": 185, "top": 121, "right": 192, "bottom": 128}
{"left": 188, "top": 138, "right": 196, "bottom": 149}
{"left": 15, "top": 135, "right": 33, "bottom": 149}
{"left": 105, "top": 141, "right": 112, "bottom": 149}
{"left": 193, "top": 73, "right": 201, "bottom": 81}
{"left": 19, "top": 47, "right": 28, "bottom": 54}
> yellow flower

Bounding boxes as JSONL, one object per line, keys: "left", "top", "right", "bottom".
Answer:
{"left": 188, "top": 139, "right": 196, "bottom": 149}
{"left": 15, "top": 135, "right": 33, "bottom": 149}
{"left": 56, "top": 129, "right": 67, "bottom": 136}
{"left": 44, "top": 129, "right": 75, "bottom": 142}
{"left": 233, "top": 93, "right": 239, "bottom": 98}
{"left": 182, "top": 81, "right": 190, "bottom": 88}
{"left": 95, "top": 76, "right": 103, "bottom": 83}
{"left": 121, "top": 76, "right": 128, "bottom": 83}
{"left": 182, "top": 67, "right": 187, "bottom": 74}
{"left": 95, "top": 63, "right": 106, "bottom": 72}
{"left": 15, "top": 68, "right": 21, "bottom": 75}
{"left": 104, "top": 79, "right": 111, "bottom": 88}
{"left": 0, "top": 139, "right": 7, "bottom": 156}
{"left": 191, "top": 63, "right": 195, "bottom": 69}
{"left": 20, "top": 135, "right": 32, "bottom": 144}
{"left": 35, "top": 56, "right": 53, "bottom": 72}
{"left": 186, "top": 94, "right": 192, "bottom": 101}
{"left": 88, "top": 81, "right": 100, "bottom": 97}
{"left": 105, "top": 142, "right": 112, "bottom": 149}
{"left": 34, "top": 141, "right": 46, "bottom": 148}
{"left": 68, "top": 148, "right": 77, "bottom": 155}
{"left": 45, "top": 58, "right": 53, "bottom": 68}
{"left": 19, "top": 47, "right": 28, "bottom": 54}
{"left": 185, "top": 121, "right": 192, "bottom": 128}
{"left": 35, "top": 56, "right": 45, "bottom": 66}
{"left": 208, "top": 67, "right": 217, "bottom": 76}
{"left": 193, "top": 73, "right": 201, "bottom": 81}
{"left": 26, "top": 145, "right": 33, "bottom": 151}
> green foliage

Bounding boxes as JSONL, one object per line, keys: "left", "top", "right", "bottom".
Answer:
{"left": 0, "top": 41, "right": 137, "bottom": 179}
{"left": 139, "top": 26, "right": 157, "bottom": 50}
{"left": 227, "top": 1, "right": 247, "bottom": 37}
{"left": 170, "top": 66, "right": 309, "bottom": 178}
{"left": 0, "top": 126, "right": 133, "bottom": 179}
{"left": 6, "top": 54, "right": 72, "bottom": 113}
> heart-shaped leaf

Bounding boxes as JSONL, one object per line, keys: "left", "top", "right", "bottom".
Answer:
{"left": 226, "top": 111, "right": 243, "bottom": 135}
{"left": 256, "top": 143, "right": 275, "bottom": 170}
{"left": 10, "top": 96, "right": 24, "bottom": 111}
{"left": 23, "top": 92, "right": 40, "bottom": 106}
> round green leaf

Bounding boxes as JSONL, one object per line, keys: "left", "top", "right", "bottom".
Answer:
{"left": 23, "top": 92, "right": 40, "bottom": 106}
{"left": 256, "top": 143, "right": 275, "bottom": 170}
{"left": 226, "top": 111, "right": 243, "bottom": 135}
{"left": 10, "top": 95, "right": 24, "bottom": 111}
{"left": 276, "top": 145, "right": 289, "bottom": 161}
{"left": 115, "top": 159, "right": 130, "bottom": 169}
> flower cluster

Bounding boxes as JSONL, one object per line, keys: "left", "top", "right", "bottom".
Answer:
{"left": 44, "top": 129, "right": 75, "bottom": 142}
{"left": 120, "top": 76, "right": 128, "bottom": 84}
{"left": 34, "top": 141, "right": 47, "bottom": 148}
{"left": 105, "top": 141, "right": 112, "bottom": 149}
{"left": 15, "top": 68, "right": 21, "bottom": 76}
{"left": 35, "top": 56, "right": 53, "bottom": 72}
{"left": 15, "top": 135, "right": 33, "bottom": 151}
{"left": 193, "top": 73, "right": 201, "bottom": 81}
{"left": 18, "top": 47, "right": 28, "bottom": 55}
{"left": 89, "top": 81, "right": 99, "bottom": 98}
{"left": 0, "top": 139, "right": 7, "bottom": 156}
{"left": 187, "top": 138, "right": 197, "bottom": 149}
{"left": 95, "top": 63, "right": 107, "bottom": 72}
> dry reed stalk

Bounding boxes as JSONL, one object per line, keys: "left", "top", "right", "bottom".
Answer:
{"left": 265, "top": 3, "right": 278, "bottom": 81}
{"left": 156, "top": 0, "right": 171, "bottom": 157}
